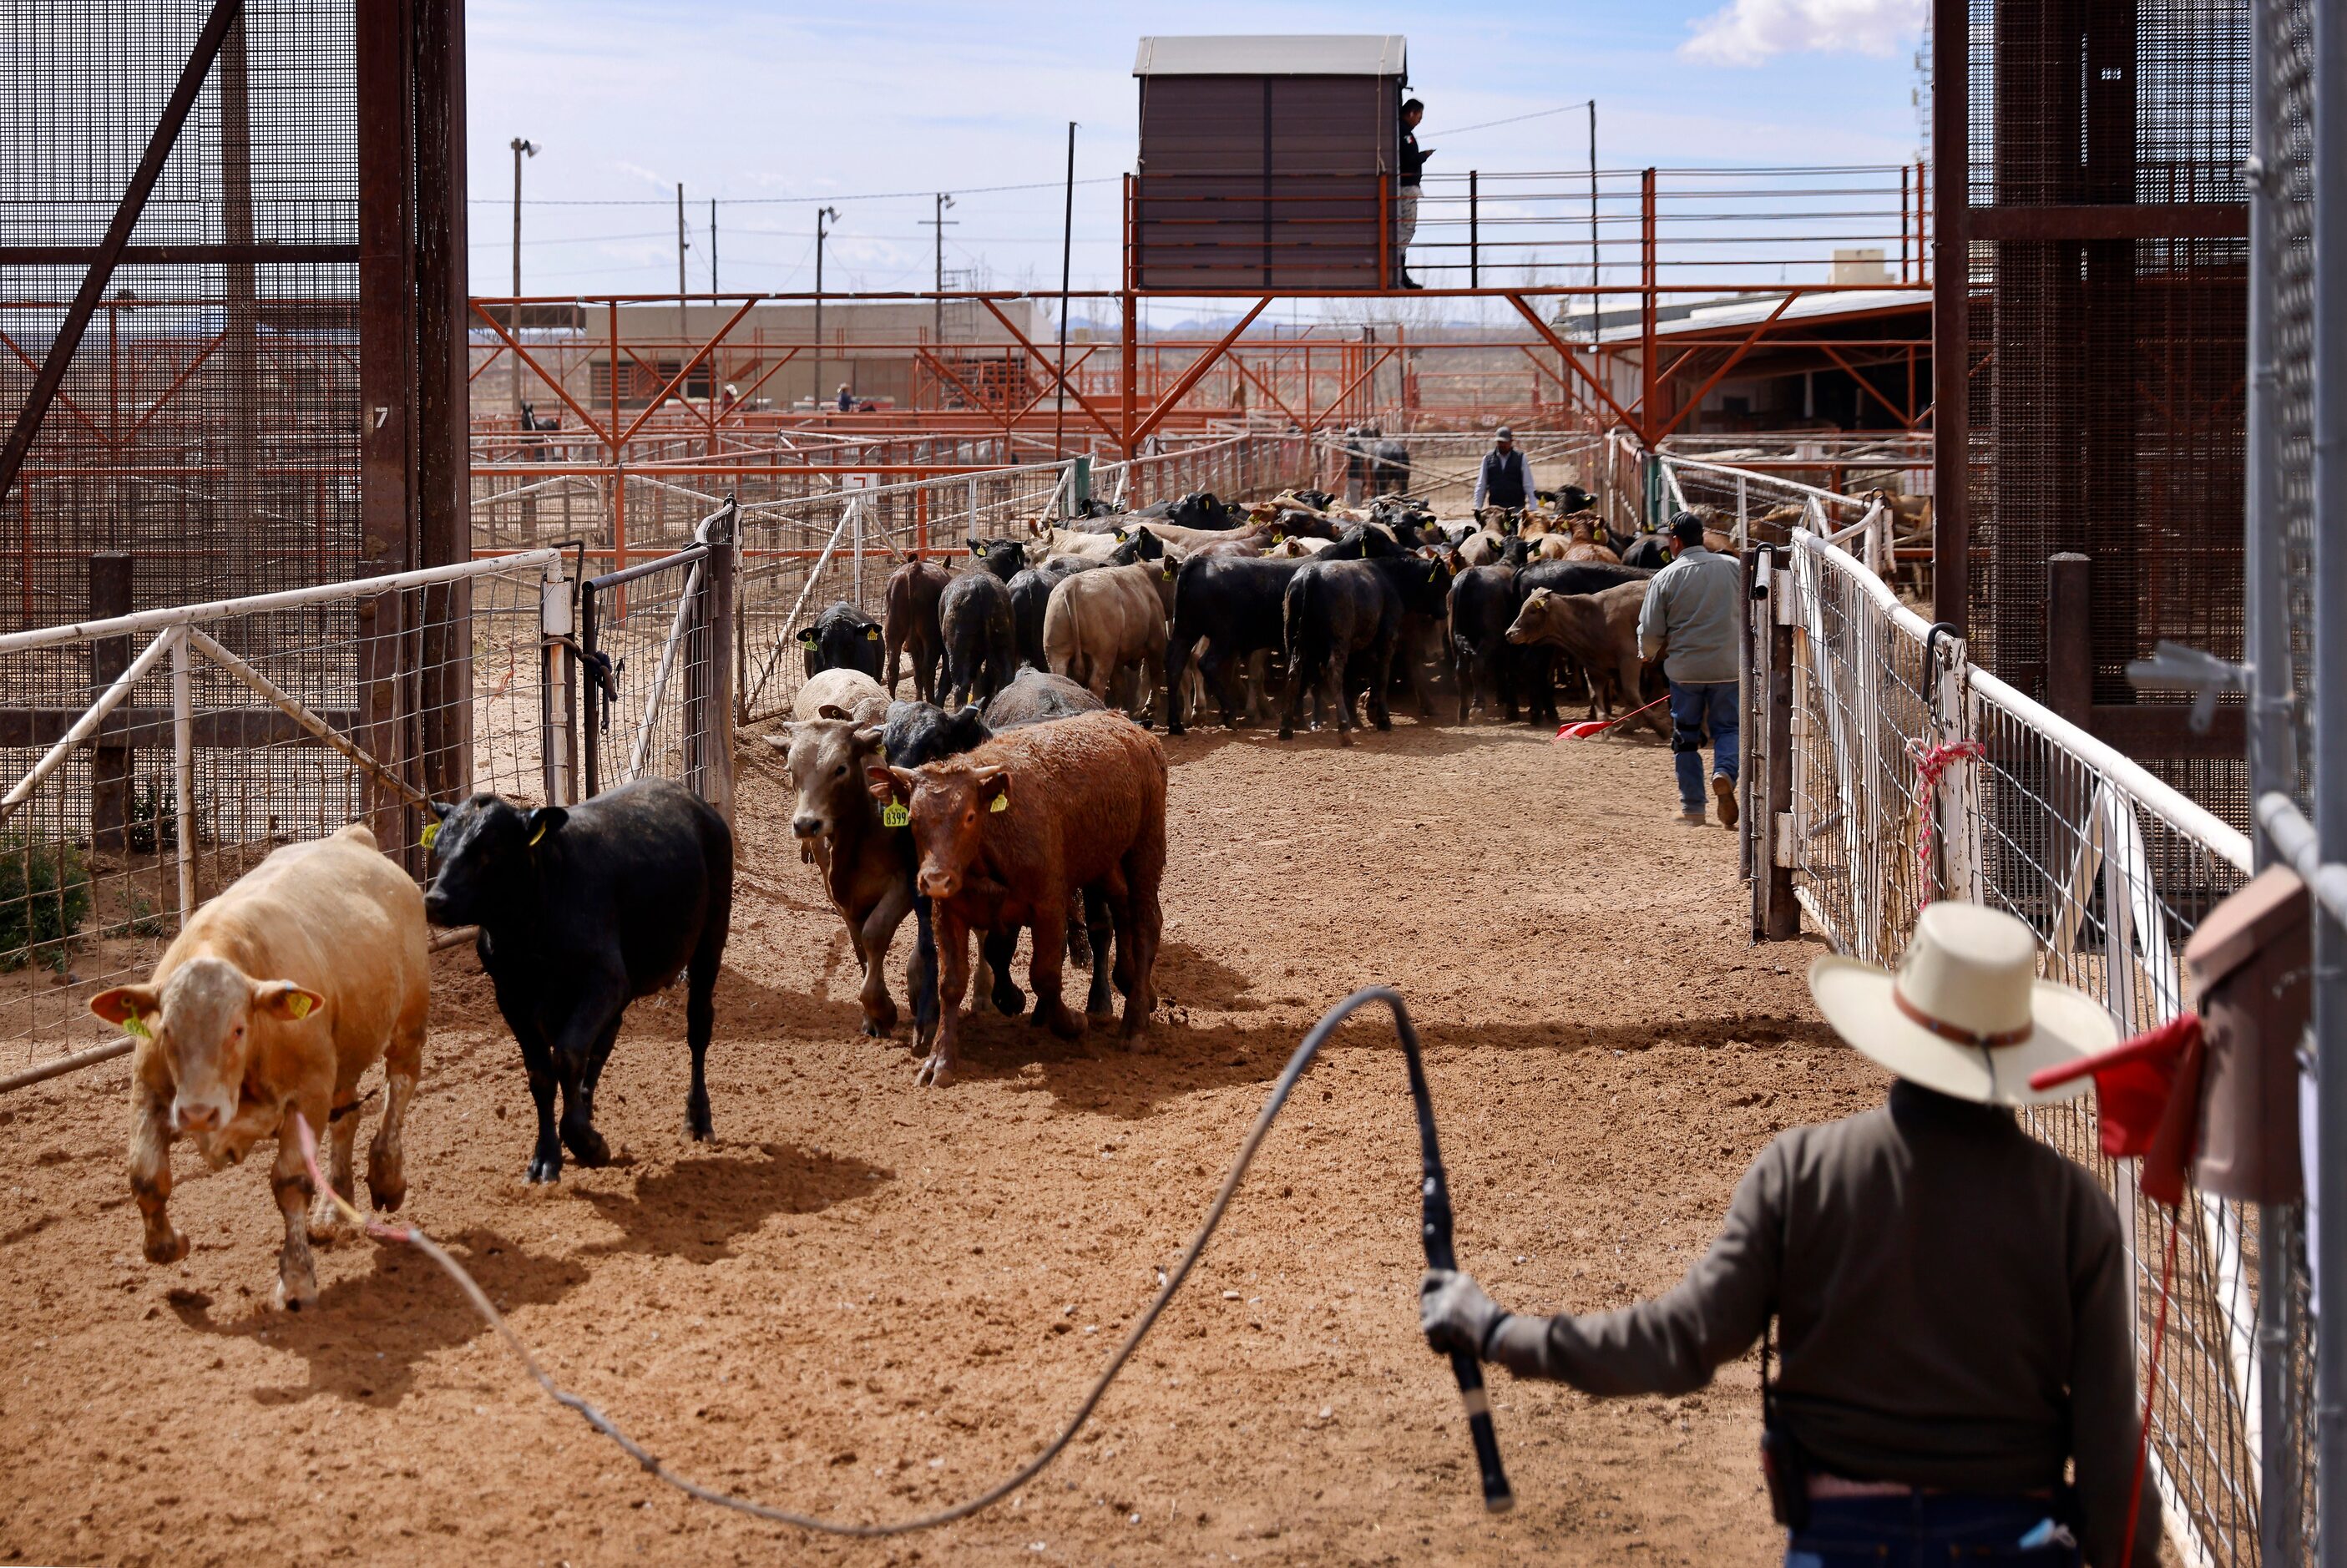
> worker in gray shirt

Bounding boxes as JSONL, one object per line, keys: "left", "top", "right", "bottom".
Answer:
{"left": 1637, "top": 510, "right": 1743, "bottom": 826}
{"left": 1422, "top": 901, "right": 2162, "bottom": 1566}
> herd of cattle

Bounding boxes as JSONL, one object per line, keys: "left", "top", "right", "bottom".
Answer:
{"left": 82, "top": 481, "right": 1693, "bottom": 1310}
{"left": 792, "top": 483, "right": 1686, "bottom": 747}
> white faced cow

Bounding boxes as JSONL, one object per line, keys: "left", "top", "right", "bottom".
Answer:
{"left": 90, "top": 824, "right": 428, "bottom": 1309}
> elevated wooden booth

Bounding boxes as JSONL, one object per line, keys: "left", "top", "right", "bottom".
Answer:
{"left": 1131, "top": 34, "right": 1408, "bottom": 292}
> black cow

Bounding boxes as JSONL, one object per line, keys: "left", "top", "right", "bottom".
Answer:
{"left": 938, "top": 569, "right": 1016, "bottom": 708}
{"left": 1513, "top": 560, "right": 1656, "bottom": 723}
{"left": 1621, "top": 533, "right": 1671, "bottom": 570}
{"left": 1537, "top": 483, "right": 1599, "bottom": 515}
{"left": 800, "top": 600, "right": 885, "bottom": 681}
{"left": 1368, "top": 439, "right": 1412, "bottom": 496}
{"left": 1320, "top": 522, "right": 1410, "bottom": 560}
{"left": 1164, "top": 491, "right": 1241, "bottom": 530}
{"left": 1279, "top": 554, "right": 1454, "bottom": 743}
{"left": 422, "top": 779, "right": 732, "bottom": 1183}
{"left": 967, "top": 535, "right": 1028, "bottom": 583}
{"left": 1165, "top": 554, "right": 1309, "bottom": 734}
{"left": 1448, "top": 564, "right": 1525, "bottom": 723}
{"left": 1292, "top": 488, "right": 1337, "bottom": 511}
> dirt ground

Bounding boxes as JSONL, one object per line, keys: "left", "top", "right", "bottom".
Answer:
{"left": 0, "top": 714, "right": 1886, "bottom": 1566}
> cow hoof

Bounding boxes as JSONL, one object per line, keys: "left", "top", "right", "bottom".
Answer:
{"left": 1166, "top": 722, "right": 1186, "bottom": 736}
{"left": 561, "top": 1124, "right": 611, "bottom": 1167}
{"left": 913, "top": 1052, "right": 957, "bottom": 1089}
{"left": 524, "top": 1151, "right": 563, "bottom": 1184}
{"left": 144, "top": 1227, "right": 190, "bottom": 1266}
{"left": 1038, "top": 1002, "right": 1085, "bottom": 1041}
{"left": 274, "top": 1272, "right": 319, "bottom": 1313}
{"left": 367, "top": 1151, "right": 407, "bottom": 1212}
{"left": 860, "top": 1017, "right": 888, "bottom": 1039}
{"left": 989, "top": 985, "right": 1028, "bottom": 1018}
{"left": 1277, "top": 726, "right": 1293, "bottom": 740}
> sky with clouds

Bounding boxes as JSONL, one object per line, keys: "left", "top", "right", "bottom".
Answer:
{"left": 464, "top": 0, "right": 1925, "bottom": 311}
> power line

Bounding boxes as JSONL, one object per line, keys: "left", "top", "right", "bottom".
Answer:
{"left": 467, "top": 176, "right": 1121, "bottom": 208}
{"left": 1432, "top": 100, "right": 1596, "bottom": 137}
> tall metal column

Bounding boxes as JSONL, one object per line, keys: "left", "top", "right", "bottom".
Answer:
{"left": 2312, "top": 0, "right": 2347, "bottom": 1548}
{"left": 2246, "top": 8, "right": 2302, "bottom": 1561}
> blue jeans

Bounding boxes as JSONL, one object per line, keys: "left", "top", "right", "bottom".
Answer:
{"left": 1785, "top": 1494, "right": 2080, "bottom": 1567}
{"left": 1669, "top": 679, "right": 1740, "bottom": 812}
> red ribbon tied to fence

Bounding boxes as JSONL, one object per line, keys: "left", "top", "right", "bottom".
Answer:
{"left": 1905, "top": 736, "right": 1986, "bottom": 908}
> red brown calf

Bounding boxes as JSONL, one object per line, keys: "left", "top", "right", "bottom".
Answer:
{"left": 869, "top": 709, "right": 1166, "bottom": 1087}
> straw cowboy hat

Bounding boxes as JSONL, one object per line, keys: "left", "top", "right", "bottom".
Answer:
{"left": 1808, "top": 902, "right": 2118, "bottom": 1106}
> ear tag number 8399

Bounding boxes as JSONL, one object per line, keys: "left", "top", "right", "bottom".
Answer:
{"left": 882, "top": 803, "right": 910, "bottom": 828}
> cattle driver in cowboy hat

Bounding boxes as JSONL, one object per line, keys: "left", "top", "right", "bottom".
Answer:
{"left": 1420, "top": 902, "right": 2162, "bottom": 1566}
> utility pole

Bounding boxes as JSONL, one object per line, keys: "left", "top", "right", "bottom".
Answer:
{"left": 508, "top": 136, "right": 539, "bottom": 421}
{"left": 921, "top": 192, "right": 957, "bottom": 344}
{"left": 815, "top": 205, "right": 840, "bottom": 412}
{"left": 1054, "top": 123, "right": 1077, "bottom": 459}
{"left": 1587, "top": 104, "right": 1600, "bottom": 346}
{"left": 675, "top": 183, "right": 690, "bottom": 360}
{"left": 710, "top": 198, "right": 719, "bottom": 293}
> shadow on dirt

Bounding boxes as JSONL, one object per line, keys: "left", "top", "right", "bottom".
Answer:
{"left": 164, "top": 1225, "right": 591, "bottom": 1410}
{"left": 921, "top": 1004, "right": 1842, "bottom": 1120}
{"left": 576, "top": 1141, "right": 890, "bottom": 1265}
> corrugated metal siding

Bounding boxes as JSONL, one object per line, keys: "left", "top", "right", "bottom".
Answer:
{"left": 1136, "top": 75, "right": 1393, "bottom": 291}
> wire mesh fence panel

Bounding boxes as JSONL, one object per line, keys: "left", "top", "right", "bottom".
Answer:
{"left": 0, "top": 549, "right": 563, "bottom": 1080}
{"left": 579, "top": 543, "right": 721, "bottom": 805}
{"left": 1779, "top": 525, "right": 2306, "bottom": 1565}
{"left": 0, "top": 0, "right": 362, "bottom": 632}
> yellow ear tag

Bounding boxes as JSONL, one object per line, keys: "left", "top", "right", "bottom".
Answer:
{"left": 989, "top": 794, "right": 1009, "bottom": 813}
{"left": 123, "top": 1015, "right": 151, "bottom": 1039}
{"left": 865, "top": 626, "right": 881, "bottom": 639}
{"left": 528, "top": 821, "right": 548, "bottom": 847}
{"left": 287, "top": 993, "right": 314, "bottom": 1020}
{"left": 882, "top": 803, "right": 910, "bottom": 828}
{"left": 420, "top": 818, "right": 439, "bottom": 849}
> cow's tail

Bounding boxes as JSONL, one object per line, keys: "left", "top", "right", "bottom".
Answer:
{"left": 1041, "top": 592, "right": 1078, "bottom": 680}
{"left": 1282, "top": 570, "right": 1322, "bottom": 694}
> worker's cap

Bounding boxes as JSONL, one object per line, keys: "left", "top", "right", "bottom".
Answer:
{"left": 1494, "top": 426, "right": 1514, "bottom": 441}
{"left": 1808, "top": 903, "right": 2116, "bottom": 1106}
{"left": 1669, "top": 510, "right": 1707, "bottom": 545}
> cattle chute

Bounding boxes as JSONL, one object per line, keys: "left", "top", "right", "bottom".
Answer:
{"left": 291, "top": 984, "right": 1512, "bottom": 1534}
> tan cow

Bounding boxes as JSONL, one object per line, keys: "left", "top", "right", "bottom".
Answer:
{"left": 792, "top": 667, "right": 889, "bottom": 723}
{"left": 1505, "top": 582, "right": 1668, "bottom": 734}
{"left": 1043, "top": 555, "right": 1181, "bottom": 723}
{"left": 90, "top": 824, "right": 428, "bottom": 1310}
{"left": 1023, "top": 523, "right": 1128, "bottom": 563}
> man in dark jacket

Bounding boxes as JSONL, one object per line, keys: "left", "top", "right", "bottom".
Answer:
{"left": 1397, "top": 98, "right": 1429, "bottom": 288}
{"left": 1472, "top": 427, "right": 1534, "bottom": 510}
{"left": 1421, "top": 901, "right": 2162, "bottom": 1567}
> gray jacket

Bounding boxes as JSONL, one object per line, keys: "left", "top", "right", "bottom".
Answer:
{"left": 1636, "top": 544, "right": 1741, "bottom": 684}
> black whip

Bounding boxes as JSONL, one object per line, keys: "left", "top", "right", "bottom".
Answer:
{"left": 304, "top": 984, "right": 1510, "bottom": 1532}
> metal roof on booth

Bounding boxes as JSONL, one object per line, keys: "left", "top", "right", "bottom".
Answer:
{"left": 1132, "top": 35, "right": 1407, "bottom": 78}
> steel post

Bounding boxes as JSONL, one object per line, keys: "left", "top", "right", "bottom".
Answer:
{"left": 1929, "top": 0, "right": 1970, "bottom": 635}
{"left": 2246, "top": 10, "right": 2303, "bottom": 1559}
{"left": 2314, "top": 0, "right": 2347, "bottom": 1553}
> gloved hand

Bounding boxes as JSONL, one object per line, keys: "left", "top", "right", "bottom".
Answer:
{"left": 1419, "top": 1268, "right": 1510, "bottom": 1360}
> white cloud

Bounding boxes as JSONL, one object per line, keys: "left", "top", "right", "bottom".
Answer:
{"left": 1682, "top": 0, "right": 1924, "bottom": 66}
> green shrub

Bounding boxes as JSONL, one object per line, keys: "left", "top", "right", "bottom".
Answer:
{"left": 0, "top": 838, "right": 93, "bottom": 973}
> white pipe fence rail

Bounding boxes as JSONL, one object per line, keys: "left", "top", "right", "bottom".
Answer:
{"left": 0, "top": 548, "right": 571, "bottom": 1088}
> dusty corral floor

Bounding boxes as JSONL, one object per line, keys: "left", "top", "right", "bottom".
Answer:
{"left": 0, "top": 716, "right": 1881, "bottom": 1567}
